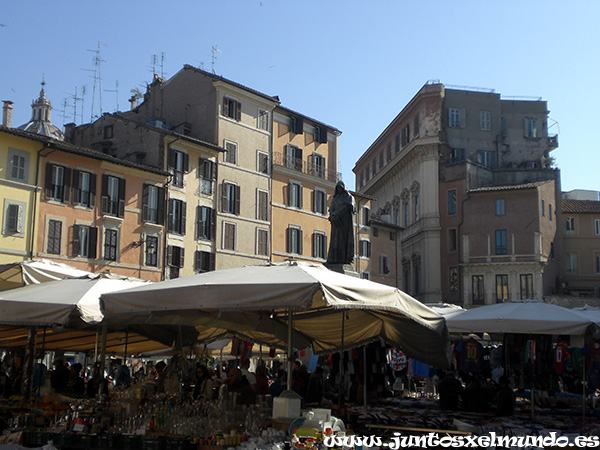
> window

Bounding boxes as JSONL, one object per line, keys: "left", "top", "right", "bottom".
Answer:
{"left": 359, "top": 171, "right": 364, "bottom": 188}
{"left": 198, "top": 158, "right": 216, "bottom": 194}
{"left": 477, "top": 150, "right": 496, "bottom": 168}
{"left": 449, "top": 148, "right": 465, "bottom": 163}
{"left": 448, "top": 190, "right": 457, "bottom": 215}
{"left": 372, "top": 227, "right": 379, "bottom": 237}
{"left": 101, "top": 175, "right": 125, "bottom": 218}
{"left": 289, "top": 116, "right": 303, "bottom": 134}
{"left": 45, "top": 163, "right": 71, "bottom": 203}
{"left": 257, "top": 152, "right": 269, "bottom": 175}
{"left": 142, "top": 184, "right": 165, "bottom": 224}
{"left": 103, "top": 125, "right": 113, "bottom": 139}
{"left": 362, "top": 207, "right": 370, "bottom": 226}
{"left": 72, "top": 170, "right": 96, "bottom": 208}
{"left": 413, "top": 115, "right": 419, "bottom": 137}
{"left": 595, "top": 219, "right": 600, "bottom": 236}
{"left": 448, "top": 229, "right": 457, "bottom": 252}
{"left": 472, "top": 275, "right": 484, "bottom": 305}
{"left": 549, "top": 204, "right": 553, "bottom": 221}
{"left": 145, "top": 235, "right": 159, "bottom": 267}
{"left": 362, "top": 272, "right": 370, "bottom": 280}
{"left": 256, "top": 228, "right": 269, "bottom": 256}
{"left": 414, "top": 195, "right": 419, "bottom": 221}
{"left": 224, "top": 141, "right": 237, "bottom": 165}
{"left": 566, "top": 217, "right": 575, "bottom": 233}
{"left": 46, "top": 219, "right": 62, "bottom": 254}
{"left": 395, "top": 135, "right": 400, "bottom": 154}
{"left": 167, "top": 245, "right": 185, "bottom": 268}
{"left": 8, "top": 149, "right": 29, "bottom": 183}
{"left": 312, "top": 232, "right": 327, "bottom": 259}
{"left": 386, "top": 143, "right": 392, "bottom": 162}
{"left": 379, "top": 152, "right": 384, "bottom": 169}
{"left": 596, "top": 255, "right": 600, "bottom": 274}
{"left": 401, "top": 124, "right": 410, "bottom": 146}
{"left": 258, "top": 109, "right": 269, "bottom": 131}
{"left": 223, "top": 96, "right": 241, "bottom": 121}
{"left": 380, "top": 255, "right": 391, "bottom": 275}
{"left": 403, "top": 263, "right": 411, "bottom": 293}
{"left": 168, "top": 149, "right": 189, "bottom": 187}
{"left": 257, "top": 190, "right": 269, "bottom": 221}
{"left": 480, "top": 111, "right": 491, "bottom": 131}
{"left": 449, "top": 267, "right": 459, "bottom": 293}
{"left": 413, "top": 259, "right": 420, "bottom": 294}
{"left": 313, "top": 125, "right": 327, "bottom": 144}
{"left": 223, "top": 222, "right": 236, "bottom": 250}
{"left": 221, "top": 182, "right": 240, "bottom": 215}
{"left": 313, "top": 189, "right": 327, "bottom": 215}
{"left": 404, "top": 202, "right": 409, "bottom": 227}
{"left": 520, "top": 274, "right": 533, "bottom": 299}
{"left": 496, "top": 275, "right": 509, "bottom": 303}
{"left": 542, "top": 199, "right": 545, "bottom": 217}
{"left": 103, "top": 228, "right": 118, "bottom": 261}
{"left": 286, "top": 145, "right": 303, "bottom": 171}
{"left": 495, "top": 199, "right": 505, "bottom": 216}
{"left": 524, "top": 118, "right": 538, "bottom": 138}
{"left": 72, "top": 225, "right": 97, "bottom": 258}
{"left": 196, "top": 206, "right": 215, "bottom": 240}
{"left": 359, "top": 240, "right": 371, "bottom": 258}
{"left": 3, "top": 201, "right": 25, "bottom": 236}
{"left": 195, "top": 250, "right": 215, "bottom": 273}
{"left": 311, "top": 153, "right": 326, "bottom": 178}
{"left": 566, "top": 253, "right": 578, "bottom": 274}
{"left": 495, "top": 230, "right": 507, "bottom": 255}
{"left": 288, "top": 181, "right": 303, "bottom": 208}
{"left": 167, "top": 199, "right": 186, "bottom": 235}
{"left": 287, "top": 226, "right": 302, "bottom": 254}
{"left": 448, "top": 108, "right": 465, "bottom": 128}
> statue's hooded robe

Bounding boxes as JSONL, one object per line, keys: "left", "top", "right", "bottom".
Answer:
{"left": 326, "top": 181, "right": 355, "bottom": 265}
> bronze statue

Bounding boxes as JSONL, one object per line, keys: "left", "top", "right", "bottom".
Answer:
{"left": 326, "top": 181, "right": 355, "bottom": 265}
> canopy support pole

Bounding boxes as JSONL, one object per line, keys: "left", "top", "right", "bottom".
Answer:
{"left": 363, "top": 345, "right": 367, "bottom": 411}
{"left": 583, "top": 354, "right": 586, "bottom": 425}
{"left": 287, "top": 307, "right": 293, "bottom": 391}
{"left": 22, "top": 326, "right": 36, "bottom": 402}
{"left": 123, "top": 329, "right": 129, "bottom": 366}
{"left": 338, "top": 312, "right": 346, "bottom": 411}
{"left": 99, "top": 322, "right": 107, "bottom": 399}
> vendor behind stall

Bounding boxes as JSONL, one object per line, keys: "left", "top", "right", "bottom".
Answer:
{"left": 224, "top": 367, "right": 256, "bottom": 405}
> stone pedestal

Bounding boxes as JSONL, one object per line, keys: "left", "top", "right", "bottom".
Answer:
{"left": 324, "top": 263, "right": 360, "bottom": 278}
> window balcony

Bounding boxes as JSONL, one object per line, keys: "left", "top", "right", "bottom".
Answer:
{"left": 273, "top": 151, "right": 340, "bottom": 182}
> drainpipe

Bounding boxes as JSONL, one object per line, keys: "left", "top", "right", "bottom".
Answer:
{"left": 31, "top": 144, "right": 57, "bottom": 259}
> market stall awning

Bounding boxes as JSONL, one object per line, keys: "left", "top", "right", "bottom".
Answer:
{"left": 0, "top": 259, "right": 93, "bottom": 291}
{"left": 101, "top": 261, "right": 451, "bottom": 368}
{"left": 446, "top": 299, "right": 595, "bottom": 336}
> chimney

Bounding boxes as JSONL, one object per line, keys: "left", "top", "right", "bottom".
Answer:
{"left": 2, "top": 101, "right": 13, "bottom": 127}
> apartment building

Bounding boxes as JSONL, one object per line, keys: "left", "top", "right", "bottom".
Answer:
{"left": 354, "top": 82, "right": 560, "bottom": 305}
{"left": 66, "top": 114, "right": 222, "bottom": 278}
{"left": 118, "top": 67, "right": 280, "bottom": 271}
{"left": 0, "top": 126, "right": 169, "bottom": 280}
{"left": 271, "top": 106, "right": 340, "bottom": 263}
{"left": 561, "top": 191, "right": 600, "bottom": 297}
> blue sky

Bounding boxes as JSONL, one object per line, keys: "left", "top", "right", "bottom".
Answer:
{"left": 2, "top": 1, "right": 598, "bottom": 193}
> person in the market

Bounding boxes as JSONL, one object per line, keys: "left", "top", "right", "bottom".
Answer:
{"left": 224, "top": 367, "right": 256, "bottom": 405}
{"left": 269, "top": 369, "right": 286, "bottom": 397}
{"left": 240, "top": 358, "right": 257, "bottom": 392}
{"left": 193, "top": 364, "right": 214, "bottom": 400}
{"left": 50, "top": 358, "right": 70, "bottom": 393}
{"left": 67, "top": 363, "right": 85, "bottom": 396}
{"left": 495, "top": 375, "right": 515, "bottom": 416}
{"left": 437, "top": 370, "right": 463, "bottom": 410}
{"left": 255, "top": 364, "right": 269, "bottom": 395}
{"left": 305, "top": 366, "right": 325, "bottom": 405}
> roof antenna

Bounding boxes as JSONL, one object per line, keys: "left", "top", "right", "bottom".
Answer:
{"left": 211, "top": 46, "right": 221, "bottom": 74}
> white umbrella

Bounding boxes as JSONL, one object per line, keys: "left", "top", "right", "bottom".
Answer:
{"left": 0, "top": 274, "right": 149, "bottom": 327}
{"left": 446, "top": 299, "right": 595, "bottom": 336}
{"left": 101, "top": 261, "right": 451, "bottom": 368}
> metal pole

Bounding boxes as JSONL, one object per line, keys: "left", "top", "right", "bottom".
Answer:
{"left": 338, "top": 313, "right": 346, "bottom": 410}
{"left": 583, "top": 352, "right": 586, "bottom": 425}
{"left": 99, "top": 322, "right": 107, "bottom": 399}
{"left": 287, "top": 307, "right": 293, "bottom": 391}
{"left": 363, "top": 345, "right": 367, "bottom": 410}
{"left": 123, "top": 329, "right": 129, "bottom": 365}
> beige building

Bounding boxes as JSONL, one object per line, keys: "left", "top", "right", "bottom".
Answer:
{"left": 271, "top": 106, "right": 340, "bottom": 263}
{"left": 66, "top": 113, "right": 222, "bottom": 278}
{"left": 561, "top": 193, "right": 600, "bottom": 296}
{"left": 354, "top": 82, "right": 560, "bottom": 305}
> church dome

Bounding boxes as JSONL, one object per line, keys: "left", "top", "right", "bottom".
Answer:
{"left": 17, "top": 80, "right": 64, "bottom": 141}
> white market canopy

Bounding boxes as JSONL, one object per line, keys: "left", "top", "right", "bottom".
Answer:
{"left": 446, "top": 299, "right": 596, "bottom": 336}
{"left": 101, "top": 261, "right": 451, "bottom": 368}
{"left": 0, "top": 259, "right": 93, "bottom": 291}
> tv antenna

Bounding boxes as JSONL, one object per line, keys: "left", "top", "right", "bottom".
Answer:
{"left": 211, "top": 46, "right": 221, "bottom": 74}
{"left": 105, "top": 80, "right": 119, "bottom": 112}
{"left": 87, "top": 40, "right": 108, "bottom": 120}
{"left": 64, "top": 86, "right": 85, "bottom": 124}
{"left": 149, "top": 52, "right": 167, "bottom": 78}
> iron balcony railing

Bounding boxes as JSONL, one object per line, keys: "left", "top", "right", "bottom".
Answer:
{"left": 273, "top": 151, "right": 340, "bottom": 182}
